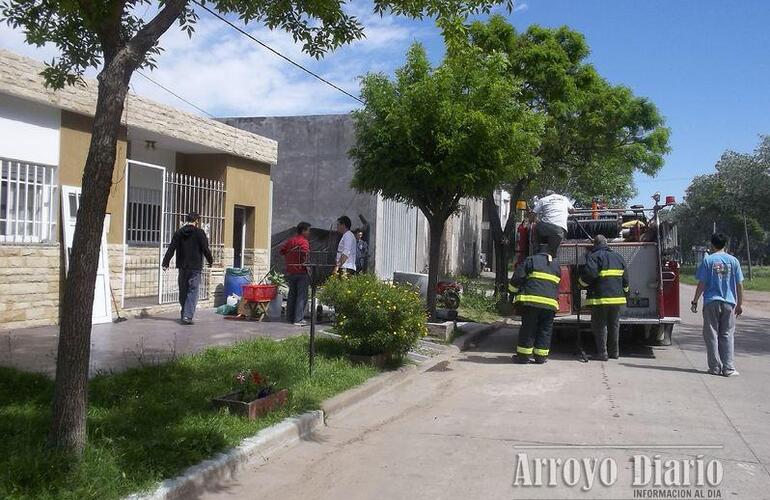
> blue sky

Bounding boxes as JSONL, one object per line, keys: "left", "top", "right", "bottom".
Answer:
{"left": 2, "top": 0, "right": 769, "bottom": 206}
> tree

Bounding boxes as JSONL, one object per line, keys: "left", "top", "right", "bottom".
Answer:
{"left": 1, "top": 0, "right": 512, "bottom": 456}
{"left": 674, "top": 136, "right": 770, "bottom": 265}
{"left": 350, "top": 42, "right": 543, "bottom": 319}
{"left": 467, "top": 16, "right": 670, "bottom": 298}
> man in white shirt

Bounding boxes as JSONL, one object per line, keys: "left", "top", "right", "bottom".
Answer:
{"left": 532, "top": 190, "right": 574, "bottom": 256}
{"left": 333, "top": 215, "right": 357, "bottom": 275}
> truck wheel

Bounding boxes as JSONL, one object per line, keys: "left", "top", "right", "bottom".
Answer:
{"left": 651, "top": 324, "right": 673, "bottom": 346}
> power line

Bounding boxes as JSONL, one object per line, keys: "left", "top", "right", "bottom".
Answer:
{"left": 193, "top": 1, "right": 364, "bottom": 105}
{"left": 135, "top": 70, "right": 214, "bottom": 117}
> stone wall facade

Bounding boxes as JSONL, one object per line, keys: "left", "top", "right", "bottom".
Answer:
{"left": 0, "top": 244, "right": 61, "bottom": 330}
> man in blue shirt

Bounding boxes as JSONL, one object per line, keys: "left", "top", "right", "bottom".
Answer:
{"left": 691, "top": 233, "right": 744, "bottom": 377}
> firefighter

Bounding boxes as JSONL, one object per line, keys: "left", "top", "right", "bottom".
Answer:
{"left": 579, "top": 235, "right": 629, "bottom": 361}
{"left": 509, "top": 244, "right": 562, "bottom": 364}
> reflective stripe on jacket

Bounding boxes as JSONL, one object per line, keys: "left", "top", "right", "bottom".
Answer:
{"left": 579, "top": 244, "right": 629, "bottom": 307}
{"left": 509, "top": 252, "right": 562, "bottom": 310}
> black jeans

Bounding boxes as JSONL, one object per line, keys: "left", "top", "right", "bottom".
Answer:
{"left": 178, "top": 269, "right": 201, "bottom": 320}
{"left": 536, "top": 222, "right": 566, "bottom": 257}
{"left": 286, "top": 273, "right": 310, "bottom": 324}
{"left": 591, "top": 305, "right": 621, "bottom": 358}
{"left": 517, "top": 306, "right": 556, "bottom": 359}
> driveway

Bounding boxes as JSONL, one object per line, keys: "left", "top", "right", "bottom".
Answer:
{"left": 201, "top": 289, "right": 770, "bottom": 499}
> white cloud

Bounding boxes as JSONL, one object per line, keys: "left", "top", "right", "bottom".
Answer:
{"left": 0, "top": 4, "right": 426, "bottom": 117}
{"left": 513, "top": 2, "right": 529, "bottom": 12}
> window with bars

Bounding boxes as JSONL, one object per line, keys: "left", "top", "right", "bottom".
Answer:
{"left": 0, "top": 158, "right": 58, "bottom": 244}
{"left": 126, "top": 186, "right": 162, "bottom": 246}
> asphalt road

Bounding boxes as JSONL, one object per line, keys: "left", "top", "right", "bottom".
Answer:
{"left": 201, "top": 287, "right": 770, "bottom": 500}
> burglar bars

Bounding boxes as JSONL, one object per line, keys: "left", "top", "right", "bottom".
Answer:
{"left": 160, "top": 172, "right": 225, "bottom": 304}
{"left": 0, "top": 158, "right": 58, "bottom": 244}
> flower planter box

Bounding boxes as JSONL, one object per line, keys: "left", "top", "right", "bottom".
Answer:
{"left": 212, "top": 388, "right": 288, "bottom": 420}
{"left": 349, "top": 352, "right": 394, "bottom": 369}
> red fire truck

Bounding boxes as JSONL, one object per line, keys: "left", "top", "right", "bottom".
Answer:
{"left": 514, "top": 193, "right": 681, "bottom": 346}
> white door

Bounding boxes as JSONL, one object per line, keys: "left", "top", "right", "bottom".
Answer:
{"left": 62, "top": 185, "right": 112, "bottom": 324}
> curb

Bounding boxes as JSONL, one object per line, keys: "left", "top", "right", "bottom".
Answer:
{"left": 125, "top": 349, "right": 458, "bottom": 500}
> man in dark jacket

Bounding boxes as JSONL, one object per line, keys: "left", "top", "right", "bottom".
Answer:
{"left": 162, "top": 212, "right": 213, "bottom": 325}
{"left": 509, "top": 244, "right": 562, "bottom": 364}
{"left": 579, "top": 235, "right": 629, "bottom": 360}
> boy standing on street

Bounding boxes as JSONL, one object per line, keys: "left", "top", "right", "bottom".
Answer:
{"left": 691, "top": 233, "right": 744, "bottom": 377}
{"left": 162, "top": 212, "right": 213, "bottom": 325}
{"left": 280, "top": 222, "right": 311, "bottom": 326}
{"left": 333, "top": 216, "right": 357, "bottom": 276}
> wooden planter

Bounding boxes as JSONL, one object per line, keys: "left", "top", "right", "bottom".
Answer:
{"left": 212, "top": 388, "right": 288, "bottom": 420}
{"left": 349, "top": 352, "right": 394, "bottom": 369}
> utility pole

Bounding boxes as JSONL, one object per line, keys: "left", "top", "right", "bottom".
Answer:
{"left": 743, "top": 214, "right": 753, "bottom": 281}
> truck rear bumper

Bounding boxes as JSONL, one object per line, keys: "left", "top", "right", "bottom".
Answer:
{"left": 553, "top": 315, "right": 680, "bottom": 325}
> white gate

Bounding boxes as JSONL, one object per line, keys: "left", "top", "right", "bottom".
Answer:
{"left": 374, "top": 195, "right": 421, "bottom": 280}
{"left": 160, "top": 172, "right": 224, "bottom": 304}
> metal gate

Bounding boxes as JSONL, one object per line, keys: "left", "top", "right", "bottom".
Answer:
{"left": 160, "top": 172, "right": 225, "bottom": 304}
{"left": 374, "top": 195, "right": 421, "bottom": 280}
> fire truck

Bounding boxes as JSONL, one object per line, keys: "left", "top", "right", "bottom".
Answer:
{"left": 514, "top": 193, "right": 681, "bottom": 346}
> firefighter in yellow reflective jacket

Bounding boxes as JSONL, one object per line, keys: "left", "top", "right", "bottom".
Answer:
{"left": 579, "top": 235, "right": 629, "bottom": 361}
{"left": 509, "top": 244, "right": 562, "bottom": 364}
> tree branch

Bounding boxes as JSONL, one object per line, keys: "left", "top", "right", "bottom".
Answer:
{"left": 125, "top": 0, "right": 189, "bottom": 65}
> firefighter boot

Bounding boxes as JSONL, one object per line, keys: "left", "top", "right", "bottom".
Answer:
{"left": 512, "top": 354, "right": 531, "bottom": 364}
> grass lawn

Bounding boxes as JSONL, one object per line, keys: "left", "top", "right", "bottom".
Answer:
{"left": 680, "top": 265, "right": 770, "bottom": 291}
{"left": 457, "top": 276, "right": 505, "bottom": 324}
{"left": 0, "top": 336, "right": 377, "bottom": 500}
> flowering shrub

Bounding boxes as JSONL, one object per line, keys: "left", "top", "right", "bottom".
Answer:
{"left": 319, "top": 273, "right": 427, "bottom": 356}
{"left": 233, "top": 370, "right": 275, "bottom": 401}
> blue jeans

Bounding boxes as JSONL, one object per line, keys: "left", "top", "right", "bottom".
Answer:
{"left": 178, "top": 269, "right": 201, "bottom": 320}
{"left": 286, "top": 273, "right": 309, "bottom": 323}
{"left": 702, "top": 300, "right": 736, "bottom": 374}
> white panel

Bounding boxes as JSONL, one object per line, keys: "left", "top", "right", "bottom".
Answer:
{"left": 0, "top": 94, "right": 60, "bottom": 166}
{"left": 374, "top": 195, "right": 420, "bottom": 280}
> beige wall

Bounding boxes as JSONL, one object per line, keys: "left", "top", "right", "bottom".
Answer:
{"left": 0, "top": 245, "right": 60, "bottom": 330}
{"left": 224, "top": 156, "right": 271, "bottom": 249}
{"left": 59, "top": 111, "right": 128, "bottom": 245}
{"left": 176, "top": 153, "right": 271, "bottom": 253}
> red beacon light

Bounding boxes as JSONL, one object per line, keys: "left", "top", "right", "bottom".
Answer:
{"left": 665, "top": 195, "right": 677, "bottom": 206}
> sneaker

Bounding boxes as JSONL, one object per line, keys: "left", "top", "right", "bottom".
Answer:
{"left": 181, "top": 317, "right": 194, "bottom": 325}
{"left": 294, "top": 320, "right": 308, "bottom": 327}
{"left": 707, "top": 369, "right": 722, "bottom": 376}
{"left": 722, "top": 370, "right": 739, "bottom": 377}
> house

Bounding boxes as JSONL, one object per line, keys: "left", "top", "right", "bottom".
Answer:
{"left": 220, "top": 114, "right": 482, "bottom": 280}
{"left": 0, "top": 49, "right": 277, "bottom": 330}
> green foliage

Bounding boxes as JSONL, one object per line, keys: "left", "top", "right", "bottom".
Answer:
{"left": 680, "top": 266, "right": 770, "bottom": 292}
{"left": 0, "top": 337, "right": 375, "bottom": 500}
{"left": 673, "top": 136, "right": 770, "bottom": 263}
{"left": 319, "top": 274, "right": 428, "bottom": 356}
{"left": 350, "top": 42, "right": 543, "bottom": 220}
{"left": 455, "top": 276, "right": 500, "bottom": 323}
{"left": 467, "top": 15, "right": 670, "bottom": 204}
{"left": 0, "top": 0, "right": 513, "bottom": 89}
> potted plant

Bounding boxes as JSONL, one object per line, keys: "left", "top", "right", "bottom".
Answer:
{"left": 319, "top": 273, "right": 427, "bottom": 368}
{"left": 266, "top": 269, "right": 288, "bottom": 319}
{"left": 211, "top": 370, "right": 288, "bottom": 419}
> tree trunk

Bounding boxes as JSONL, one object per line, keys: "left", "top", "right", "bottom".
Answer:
{"left": 426, "top": 216, "right": 447, "bottom": 322}
{"left": 47, "top": 60, "right": 131, "bottom": 455}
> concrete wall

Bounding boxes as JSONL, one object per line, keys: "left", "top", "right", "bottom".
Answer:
{"left": 219, "top": 114, "right": 377, "bottom": 241}
{"left": 0, "top": 93, "right": 60, "bottom": 166}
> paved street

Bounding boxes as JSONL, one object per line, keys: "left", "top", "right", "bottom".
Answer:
{"left": 200, "top": 286, "right": 770, "bottom": 500}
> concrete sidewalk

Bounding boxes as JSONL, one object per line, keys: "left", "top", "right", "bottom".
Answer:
{"left": 0, "top": 309, "right": 302, "bottom": 377}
